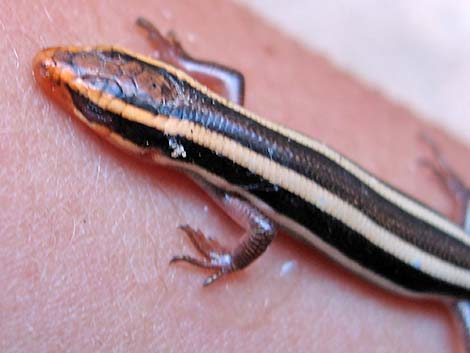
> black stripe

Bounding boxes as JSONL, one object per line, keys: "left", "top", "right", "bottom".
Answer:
{"left": 69, "top": 89, "right": 470, "bottom": 299}
{"left": 63, "top": 49, "right": 470, "bottom": 270}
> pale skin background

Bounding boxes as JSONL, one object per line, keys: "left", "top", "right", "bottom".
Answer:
{"left": 1, "top": 1, "right": 470, "bottom": 352}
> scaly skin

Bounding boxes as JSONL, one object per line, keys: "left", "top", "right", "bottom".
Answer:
{"left": 1, "top": 1, "right": 469, "bottom": 352}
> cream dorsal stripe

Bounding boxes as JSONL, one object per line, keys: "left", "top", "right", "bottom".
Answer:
{"left": 62, "top": 46, "right": 469, "bottom": 248}
{"left": 32, "top": 26, "right": 470, "bottom": 352}
{"left": 39, "top": 44, "right": 470, "bottom": 299}
{"left": 64, "top": 55, "right": 470, "bottom": 267}
{"left": 68, "top": 78, "right": 470, "bottom": 293}
{"left": 55, "top": 45, "right": 467, "bottom": 246}
{"left": 110, "top": 46, "right": 467, "bottom": 246}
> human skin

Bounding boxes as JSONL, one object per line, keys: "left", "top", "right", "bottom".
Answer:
{"left": 1, "top": 0, "right": 470, "bottom": 352}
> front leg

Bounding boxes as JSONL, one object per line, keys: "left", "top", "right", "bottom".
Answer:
{"left": 170, "top": 182, "right": 276, "bottom": 286}
{"left": 136, "top": 17, "right": 245, "bottom": 105}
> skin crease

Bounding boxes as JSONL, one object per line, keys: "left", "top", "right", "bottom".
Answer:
{"left": 1, "top": 0, "right": 470, "bottom": 352}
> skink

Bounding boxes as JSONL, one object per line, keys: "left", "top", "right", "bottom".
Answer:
{"left": 33, "top": 17, "right": 470, "bottom": 350}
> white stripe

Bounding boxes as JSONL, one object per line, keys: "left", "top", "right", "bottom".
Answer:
{"left": 71, "top": 75, "right": 470, "bottom": 293}
{"left": 164, "top": 117, "right": 470, "bottom": 291}
{"left": 69, "top": 46, "right": 468, "bottom": 247}
{"left": 125, "top": 46, "right": 468, "bottom": 247}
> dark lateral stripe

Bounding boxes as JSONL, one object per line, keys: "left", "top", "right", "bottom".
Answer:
{"left": 62, "top": 49, "right": 470, "bottom": 270}
{"left": 70, "top": 89, "right": 470, "bottom": 298}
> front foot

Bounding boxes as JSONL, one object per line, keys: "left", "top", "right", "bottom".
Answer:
{"left": 136, "top": 16, "right": 246, "bottom": 105}
{"left": 170, "top": 225, "right": 236, "bottom": 286}
{"left": 136, "top": 17, "right": 188, "bottom": 63}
